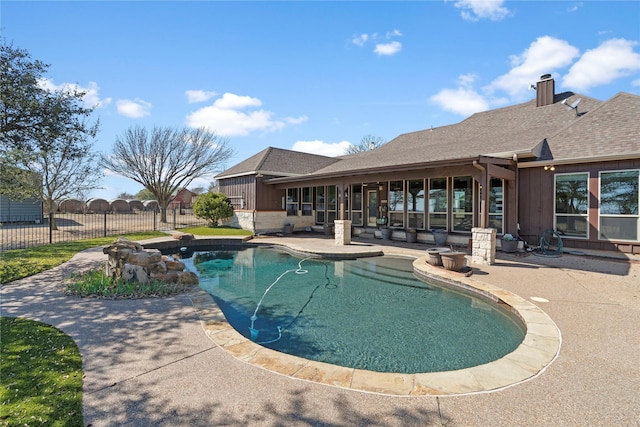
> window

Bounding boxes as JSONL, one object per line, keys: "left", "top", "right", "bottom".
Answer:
{"left": 453, "top": 177, "right": 473, "bottom": 232}
{"left": 301, "top": 187, "right": 313, "bottom": 216}
{"left": 429, "top": 178, "right": 447, "bottom": 230}
{"left": 599, "top": 170, "right": 639, "bottom": 241}
{"left": 555, "top": 173, "right": 588, "bottom": 238}
{"left": 315, "top": 186, "right": 325, "bottom": 224}
{"left": 488, "top": 178, "right": 504, "bottom": 234}
{"left": 351, "top": 184, "right": 363, "bottom": 226}
{"left": 327, "top": 185, "right": 337, "bottom": 224}
{"left": 286, "top": 188, "right": 299, "bottom": 216}
{"left": 407, "top": 179, "right": 425, "bottom": 229}
{"left": 388, "top": 180, "right": 404, "bottom": 228}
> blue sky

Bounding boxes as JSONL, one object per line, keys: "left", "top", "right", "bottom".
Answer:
{"left": 3, "top": 1, "right": 640, "bottom": 199}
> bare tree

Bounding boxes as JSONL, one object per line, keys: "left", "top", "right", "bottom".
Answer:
{"left": 101, "top": 126, "right": 233, "bottom": 222}
{"left": 346, "top": 134, "right": 386, "bottom": 154}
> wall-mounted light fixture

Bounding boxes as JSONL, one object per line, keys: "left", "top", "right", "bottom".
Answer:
{"left": 543, "top": 165, "right": 556, "bottom": 171}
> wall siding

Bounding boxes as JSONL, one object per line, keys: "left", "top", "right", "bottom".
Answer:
{"left": 0, "top": 196, "right": 43, "bottom": 222}
{"left": 518, "top": 160, "right": 640, "bottom": 253}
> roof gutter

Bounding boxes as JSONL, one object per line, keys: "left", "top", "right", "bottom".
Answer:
{"left": 264, "top": 157, "right": 480, "bottom": 185}
{"left": 518, "top": 153, "right": 639, "bottom": 169}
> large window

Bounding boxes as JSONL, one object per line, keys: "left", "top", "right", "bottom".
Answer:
{"left": 407, "top": 179, "right": 425, "bottom": 229}
{"left": 388, "top": 180, "right": 404, "bottom": 228}
{"left": 327, "top": 185, "right": 337, "bottom": 224}
{"left": 286, "top": 188, "right": 299, "bottom": 216}
{"left": 351, "top": 184, "right": 363, "bottom": 226}
{"left": 488, "top": 178, "right": 504, "bottom": 234}
{"left": 453, "top": 176, "right": 473, "bottom": 232}
{"left": 315, "top": 186, "right": 325, "bottom": 224}
{"left": 555, "top": 173, "right": 589, "bottom": 238}
{"left": 599, "top": 170, "right": 639, "bottom": 241}
{"left": 429, "top": 178, "right": 447, "bottom": 230}
{"left": 301, "top": 187, "right": 313, "bottom": 216}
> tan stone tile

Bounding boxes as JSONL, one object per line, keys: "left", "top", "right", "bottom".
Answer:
{"left": 350, "top": 370, "right": 414, "bottom": 395}
{"left": 505, "top": 344, "right": 555, "bottom": 373}
{"left": 467, "top": 358, "right": 536, "bottom": 390}
{"left": 413, "top": 370, "right": 483, "bottom": 395}
{"left": 209, "top": 328, "right": 247, "bottom": 347}
{"left": 293, "top": 360, "right": 354, "bottom": 388}
{"left": 248, "top": 350, "right": 308, "bottom": 376}
{"left": 224, "top": 340, "right": 262, "bottom": 360}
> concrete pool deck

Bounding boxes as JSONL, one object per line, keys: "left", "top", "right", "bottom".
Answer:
{"left": 1, "top": 233, "right": 639, "bottom": 425}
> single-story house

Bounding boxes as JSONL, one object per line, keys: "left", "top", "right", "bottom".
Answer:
{"left": 169, "top": 188, "right": 197, "bottom": 210}
{"left": 216, "top": 75, "right": 640, "bottom": 254}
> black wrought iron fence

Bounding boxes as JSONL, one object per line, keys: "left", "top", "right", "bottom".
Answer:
{"left": 0, "top": 208, "right": 208, "bottom": 251}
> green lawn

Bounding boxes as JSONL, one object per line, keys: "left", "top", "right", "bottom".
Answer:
{"left": 179, "top": 225, "right": 253, "bottom": 236}
{"left": 0, "top": 232, "right": 166, "bottom": 285}
{"left": 0, "top": 317, "right": 83, "bottom": 426}
{"left": 0, "top": 228, "right": 250, "bottom": 425}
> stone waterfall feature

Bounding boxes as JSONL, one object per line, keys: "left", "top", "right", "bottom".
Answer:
{"left": 103, "top": 238, "right": 199, "bottom": 285}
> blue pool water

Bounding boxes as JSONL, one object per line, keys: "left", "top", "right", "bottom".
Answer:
{"left": 179, "top": 246, "right": 525, "bottom": 373}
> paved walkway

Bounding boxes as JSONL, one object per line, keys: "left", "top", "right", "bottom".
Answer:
{"left": 1, "top": 235, "right": 638, "bottom": 426}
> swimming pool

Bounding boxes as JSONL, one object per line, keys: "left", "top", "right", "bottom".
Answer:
{"left": 179, "top": 245, "right": 525, "bottom": 374}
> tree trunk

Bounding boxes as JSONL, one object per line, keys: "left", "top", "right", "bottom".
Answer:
{"left": 160, "top": 206, "right": 168, "bottom": 223}
{"left": 47, "top": 199, "right": 58, "bottom": 230}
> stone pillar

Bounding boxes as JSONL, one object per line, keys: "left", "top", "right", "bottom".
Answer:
{"left": 334, "top": 220, "right": 352, "bottom": 245}
{"left": 471, "top": 227, "right": 497, "bottom": 265}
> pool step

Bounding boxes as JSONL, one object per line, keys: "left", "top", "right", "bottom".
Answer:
{"left": 342, "top": 258, "right": 426, "bottom": 289}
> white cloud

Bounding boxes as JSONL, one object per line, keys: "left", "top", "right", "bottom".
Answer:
{"left": 185, "top": 92, "right": 307, "bottom": 136}
{"left": 352, "top": 30, "right": 402, "bottom": 56}
{"left": 375, "top": 41, "right": 402, "bottom": 56}
{"left": 454, "top": 0, "right": 510, "bottom": 21}
{"left": 632, "top": 78, "right": 640, "bottom": 87}
{"left": 291, "top": 140, "right": 351, "bottom": 157}
{"left": 116, "top": 98, "right": 152, "bottom": 118}
{"left": 562, "top": 39, "right": 640, "bottom": 92}
{"left": 430, "top": 75, "right": 490, "bottom": 116}
{"left": 352, "top": 34, "right": 369, "bottom": 47}
{"left": 185, "top": 90, "right": 218, "bottom": 103}
{"left": 215, "top": 93, "right": 262, "bottom": 109}
{"left": 567, "top": 2, "right": 583, "bottom": 13}
{"left": 37, "top": 78, "right": 110, "bottom": 109}
{"left": 386, "top": 29, "right": 403, "bottom": 38}
{"left": 489, "top": 36, "right": 580, "bottom": 99}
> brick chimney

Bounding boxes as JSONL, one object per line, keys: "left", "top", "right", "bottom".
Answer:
{"left": 536, "top": 74, "right": 555, "bottom": 107}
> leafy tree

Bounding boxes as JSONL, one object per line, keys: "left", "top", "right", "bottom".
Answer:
{"left": 101, "top": 126, "right": 233, "bottom": 222}
{"left": 190, "top": 186, "right": 206, "bottom": 195}
{"left": 193, "top": 192, "right": 234, "bottom": 226}
{"left": 0, "top": 41, "right": 101, "bottom": 219}
{"left": 136, "top": 188, "right": 155, "bottom": 200}
{"left": 117, "top": 192, "right": 137, "bottom": 200}
{"left": 346, "top": 135, "right": 386, "bottom": 154}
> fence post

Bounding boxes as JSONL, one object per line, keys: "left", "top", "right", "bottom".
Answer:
{"left": 154, "top": 210, "right": 157, "bottom": 231}
{"left": 172, "top": 208, "right": 177, "bottom": 230}
{"left": 49, "top": 212, "right": 54, "bottom": 244}
{"left": 104, "top": 212, "right": 107, "bottom": 237}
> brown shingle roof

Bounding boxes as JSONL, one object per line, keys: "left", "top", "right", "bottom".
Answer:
{"left": 215, "top": 147, "right": 339, "bottom": 179}
{"left": 543, "top": 92, "right": 640, "bottom": 163}
{"left": 312, "top": 92, "right": 605, "bottom": 176}
{"left": 217, "top": 90, "right": 639, "bottom": 181}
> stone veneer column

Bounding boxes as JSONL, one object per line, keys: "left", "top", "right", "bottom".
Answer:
{"left": 471, "top": 227, "right": 497, "bottom": 265}
{"left": 334, "top": 220, "right": 352, "bottom": 245}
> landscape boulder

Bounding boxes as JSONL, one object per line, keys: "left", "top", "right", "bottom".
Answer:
{"left": 103, "top": 237, "right": 198, "bottom": 285}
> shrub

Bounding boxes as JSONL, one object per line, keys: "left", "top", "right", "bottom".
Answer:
{"left": 193, "top": 192, "right": 234, "bottom": 226}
